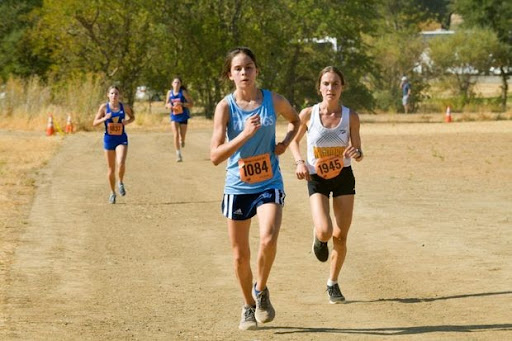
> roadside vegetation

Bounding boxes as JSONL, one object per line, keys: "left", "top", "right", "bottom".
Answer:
{"left": 0, "top": 0, "right": 511, "bottom": 129}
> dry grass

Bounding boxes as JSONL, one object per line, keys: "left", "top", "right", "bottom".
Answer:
{"left": 0, "top": 133, "right": 62, "bottom": 228}
{"left": 0, "top": 132, "right": 62, "bottom": 282}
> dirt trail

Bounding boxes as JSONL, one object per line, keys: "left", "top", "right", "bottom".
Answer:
{"left": 1, "top": 121, "right": 511, "bottom": 340}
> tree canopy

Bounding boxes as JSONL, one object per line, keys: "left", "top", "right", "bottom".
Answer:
{"left": 0, "top": 0, "right": 509, "bottom": 114}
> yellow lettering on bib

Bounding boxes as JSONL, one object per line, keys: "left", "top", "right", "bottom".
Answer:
{"left": 313, "top": 146, "right": 346, "bottom": 159}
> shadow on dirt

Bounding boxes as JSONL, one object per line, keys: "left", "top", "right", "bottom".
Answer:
{"left": 344, "top": 290, "right": 512, "bottom": 304}
{"left": 264, "top": 291, "right": 512, "bottom": 336}
{"left": 268, "top": 323, "right": 512, "bottom": 336}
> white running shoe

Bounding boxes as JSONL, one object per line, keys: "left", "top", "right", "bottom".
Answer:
{"left": 118, "top": 183, "right": 126, "bottom": 196}
{"left": 239, "top": 305, "right": 258, "bottom": 330}
{"left": 252, "top": 286, "right": 275, "bottom": 323}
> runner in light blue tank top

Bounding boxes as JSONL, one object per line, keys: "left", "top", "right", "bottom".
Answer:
{"left": 224, "top": 89, "right": 283, "bottom": 194}
{"left": 210, "top": 47, "right": 300, "bottom": 330}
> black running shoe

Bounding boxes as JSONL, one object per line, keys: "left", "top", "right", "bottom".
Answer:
{"left": 327, "top": 283, "right": 346, "bottom": 304}
{"left": 312, "top": 230, "right": 329, "bottom": 262}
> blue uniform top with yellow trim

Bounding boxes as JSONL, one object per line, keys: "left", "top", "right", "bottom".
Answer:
{"left": 169, "top": 88, "right": 190, "bottom": 123}
{"left": 103, "top": 102, "right": 128, "bottom": 150}
{"left": 224, "top": 89, "right": 283, "bottom": 194}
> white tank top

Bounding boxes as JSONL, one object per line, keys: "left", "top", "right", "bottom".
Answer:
{"left": 306, "top": 104, "right": 351, "bottom": 175}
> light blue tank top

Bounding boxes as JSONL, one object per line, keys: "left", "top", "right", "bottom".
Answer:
{"left": 224, "top": 89, "right": 284, "bottom": 194}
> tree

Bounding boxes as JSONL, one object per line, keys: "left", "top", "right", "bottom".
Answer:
{"left": 154, "top": 0, "right": 378, "bottom": 114}
{"left": 369, "top": 32, "right": 427, "bottom": 112}
{"left": 32, "top": 0, "right": 162, "bottom": 105}
{"left": 16, "top": 0, "right": 380, "bottom": 115}
{"left": 453, "top": 0, "right": 512, "bottom": 111}
{"left": 369, "top": 0, "right": 441, "bottom": 112}
{"left": 428, "top": 28, "right": 501, "bottom": 104}
{"left": 0, "top": 0, "right": 47, "bottom": 80}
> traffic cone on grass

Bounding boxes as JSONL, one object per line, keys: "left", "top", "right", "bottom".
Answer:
{"left": 65, "top": 114, "right": 74, "bottom": 134}
{"left": 46, "top": 114, "right": 55, "bottom": 136}
{"left": 445, "top": 106, "right": 452, "bottom": 123}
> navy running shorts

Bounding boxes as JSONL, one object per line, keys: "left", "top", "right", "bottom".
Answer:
{"left": 221, "top": 189, "right": 285, "bottom": 220}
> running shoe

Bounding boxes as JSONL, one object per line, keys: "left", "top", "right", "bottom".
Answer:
{"left": 239, "top": 305, "right": 258, "bottom": 330}
{"left": 176, "top": 155, "right": 183, "bottom": 162}
{"left": 118, "top": 183, "right": 126, "bottom": 196}
{"left": 180, "top": 139, "right": 185, "bottom": 148}
{"left": 312, "top": 229, "right": 329, "bottom": 262}
{"left": 327, "top": 283, "right": 345, "bottom": 304}
{"left": 252, "top": 286, "right": 275, "bottom": 323}
{"left": 109, "top": 193, "right": 116, "bottom": 204}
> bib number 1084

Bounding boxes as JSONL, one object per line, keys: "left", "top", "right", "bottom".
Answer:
{"left": 239, "top": 153, "right": 273, "bottom": 184}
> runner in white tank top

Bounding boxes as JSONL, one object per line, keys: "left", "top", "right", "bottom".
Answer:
{"left": 289, "top": 66, "right": 363, "bottom": 304}
{"left": 306, "top": 104, "right": 352, "bottom": 176}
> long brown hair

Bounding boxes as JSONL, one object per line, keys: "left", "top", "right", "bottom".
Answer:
{"left": 220, "top": 47, "right": 259, "bottom": 80}
{"left": 316, "top": 66, "right": 346, "bottom": 94}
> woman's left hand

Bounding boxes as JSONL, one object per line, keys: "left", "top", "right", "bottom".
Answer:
{"left": 345, "top": 146, "right": 363, "bottom": 160}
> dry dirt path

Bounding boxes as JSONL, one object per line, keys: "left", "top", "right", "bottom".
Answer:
{"left": 1, "top": 121, "right": 511, "bottom": 340}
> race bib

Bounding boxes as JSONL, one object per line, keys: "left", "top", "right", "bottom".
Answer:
{"left": 172, "top": 99, "right": 183, "bottom": 114}
{"left": 238, "top": 153, "right": 273, "bottom": 184}
{"left": 107, "top": 123, "right": 123, "bottom": 136}
{"left": 315, "top": 155, "right": 343, "bottom": 179}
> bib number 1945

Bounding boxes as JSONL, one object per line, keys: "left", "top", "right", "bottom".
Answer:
{"left": 315, "top": 155, "right": 343, "bottom": 179}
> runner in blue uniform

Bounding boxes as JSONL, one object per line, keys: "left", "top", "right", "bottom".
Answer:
{"left": 93, "top": 86, "right": 135, "bottom": 204}
{"left": 165, "top": 77, "right": 194, "bottom": 162}
{"left": 210, "top": 47, "right": 300, "bottom": 330}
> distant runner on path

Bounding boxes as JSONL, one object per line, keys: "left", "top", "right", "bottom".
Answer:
{"left": 93, "top": 85, "right": 134, "bottom": 204}
{"left": 165, "top": 77, "right": 194, "bottom": 162}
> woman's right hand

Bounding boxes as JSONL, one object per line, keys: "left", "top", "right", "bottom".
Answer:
{"left": 242, "top": 114, "right": 261, "bottom": 138}
{"left": 295, "top": 162, "right": 311, "bottom": 181}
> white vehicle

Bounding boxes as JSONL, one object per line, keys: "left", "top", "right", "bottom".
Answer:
{"left": 135, "top": 86, "right": 161, "bottom": 101}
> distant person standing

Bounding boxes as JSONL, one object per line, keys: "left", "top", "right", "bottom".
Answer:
{"left": 165, "top": 77, "right": 194, "bottom": 162}
{"left": 93, "top": 86, "right": 135, "bottom": 204}
{"left": 210, "top": 47, "right": 300, "bottom": 330}
{"left": 400, "top": 76, "right": 411, "bottom": 114}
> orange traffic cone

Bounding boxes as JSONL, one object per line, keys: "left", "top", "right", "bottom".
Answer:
{"left": 46, "top": 114, "right": 55, "bottom": 136}
{"left": 65, "top": 114, "right": 74, "bottom": 134}
{"left": 445, "top": 106, "right": 452, "bottom": 123}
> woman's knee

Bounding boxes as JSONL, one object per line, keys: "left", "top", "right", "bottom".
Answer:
{"left": 315, "top": 221, "right": 333, "bottom": 240}
{"left": 333, "top": 234, "right": 348, "bottom": 247}
{"left": 259, "top": 232, "right": 278, "bottom": 250}
{"left": 232, "top": 251, "right": 250, "bottom": 268}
